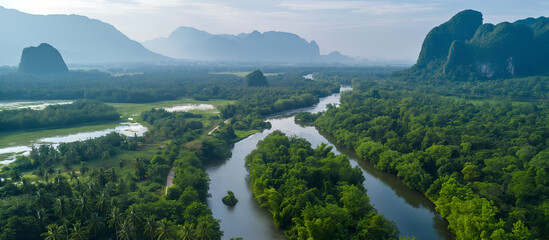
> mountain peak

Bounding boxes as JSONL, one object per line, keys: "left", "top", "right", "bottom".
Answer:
{"left": 410, "top": 10, "right": 549, "bottom": 80}
{"left": 18, "top": 43, "right": 69, "bottom": 74}
{"left": 0, "top": 7, "right": 169, "bottom": 65}
{"left": 416, "top": 9, "right": 483, "bottom": 67}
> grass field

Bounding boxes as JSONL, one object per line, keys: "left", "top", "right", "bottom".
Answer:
{"left": 108, "top": 98, "right": 234, "bottom": 119}
{"left": 212, "top": 72, "right": 280, "bottom": 78}
{"left": 0, "top": 98, "right": 234, "bottom": 148}
{"left": 0, "top": 98, "right": 234, "bottom": 166}
{"left": 0, "top": 122, "right": 122, "bottom": 148}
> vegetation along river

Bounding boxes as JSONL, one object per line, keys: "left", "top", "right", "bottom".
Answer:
{"left": 206, "top": 86, "right": 452, "bottom": 240}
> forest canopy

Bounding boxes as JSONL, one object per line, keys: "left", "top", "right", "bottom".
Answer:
{"left": 0, "top": 100, "right": 120, "bottom": 131}
{"left": 245, "top": 131, "right": 399, "bottom": 240}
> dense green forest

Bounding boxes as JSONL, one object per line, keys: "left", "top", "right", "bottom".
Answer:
{"left": 0, "top": 69, "right": 338, "bottom": 104}
{"left": 0, "top": 107, "right": 238, "bottom": 239}
{"left": 298, "top": 88, "right": 549, "bottom": 239}
{"left": 0, "top": 66, "right": 345, "bottom": 239}
{"left": 0, "top": 100, "right": 120, "bottom": 131}
{"left": 246, "top": 131, "right": 399, "bottom": 240}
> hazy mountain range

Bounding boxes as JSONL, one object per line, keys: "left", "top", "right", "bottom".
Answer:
{"left": 142, "top": 26, "right": 355, "bottom": 63}
{"left": 0, "top": 6, "right": 168, "bottom": 65}
{"left": 412, "top": 9, "right": 549, "bottom": 79}
{"left": 0, "top": 6, "right": 355, "bottom": 66}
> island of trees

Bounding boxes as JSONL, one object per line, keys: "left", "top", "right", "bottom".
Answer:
{"left": 246, "top": 131, "right": 399, "bottom": 239}
{"left": 222, "top": 191, "right": 238, "bottom": 206}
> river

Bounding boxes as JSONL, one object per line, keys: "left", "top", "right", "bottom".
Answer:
{"left": 206, "top": 87, "right": 452, "bottom": 240}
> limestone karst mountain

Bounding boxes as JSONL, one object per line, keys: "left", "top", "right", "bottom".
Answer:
{"left": 18, "top": 43, "right": 69, "bottom": 74}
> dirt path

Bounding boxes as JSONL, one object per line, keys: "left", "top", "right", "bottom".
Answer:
{"left": 165, "top": 166, "right": 175, "bottom": 195}
{"left": 208, "top": 118, "right": 231, "bottom": 135}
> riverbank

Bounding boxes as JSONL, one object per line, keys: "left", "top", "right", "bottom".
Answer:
{"left": 205, "top": 87, "right": 452, "bottom": 239}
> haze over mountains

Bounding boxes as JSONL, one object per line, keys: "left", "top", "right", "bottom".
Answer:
{"left": 0, "top": 6, "right": 168, "bottom": 66}
{"left": 0, "top": 6, "right": 355, "bottom": 66}
{"left": 143, "top": 26, "right": 355, "bottom": 63}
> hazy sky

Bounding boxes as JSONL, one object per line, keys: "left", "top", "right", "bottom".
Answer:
{"left": 2, "top": 0, "right": 548, "bottom": 61}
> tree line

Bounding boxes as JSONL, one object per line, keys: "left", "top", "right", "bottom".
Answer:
{"left": 0, "top": 100, "right": 120, "bottom": 131}
{"left": 299, "top": 88, "right": 549, "bottom": 239}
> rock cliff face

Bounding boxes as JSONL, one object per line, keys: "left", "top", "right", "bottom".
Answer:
{"left": 412, "top": 9, "right": 549, "bottom": 79}
{"left": 18, "top": 43, "right": 69, "bottom": 74}
{"left": 416, "top": 10, "right": 483, "bottom": 68}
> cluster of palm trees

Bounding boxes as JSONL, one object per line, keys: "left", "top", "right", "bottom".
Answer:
{"left": 29, "top": 165, "right": 216, "bottom": 240}
{"left": 40, "top": 210, "right": 213, "bottom": 240}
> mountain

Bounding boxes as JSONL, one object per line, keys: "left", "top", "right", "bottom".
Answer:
{"left": 411, "top": 9, "right": 549, "bottom": 79}
{"left": 0, "top": 6, "right": 169, "bottom": 65}
{"left": 19, "top": 43, "right": 68, "bottom": 74}
{"left": 320, "top": 51, "right": 356, "bottom": 63}
{"left": 143, "top": 27, "right": 354, "bottom": 63}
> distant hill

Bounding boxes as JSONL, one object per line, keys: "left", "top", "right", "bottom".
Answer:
{"left": 143, "top": 26, "right": 354, "bottom": 63}
{"left": 0, "top": 6, "right": 169, "bottom": 65}
{"left": 410, "top": 9, "right": 549, "bottom": 80}
{"left": 19, "top": 43, "right": 68, "bottom": 74}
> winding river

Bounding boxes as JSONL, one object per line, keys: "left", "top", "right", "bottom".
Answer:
{"left": 206, "top": 87, "right": 452, "bottom": 240}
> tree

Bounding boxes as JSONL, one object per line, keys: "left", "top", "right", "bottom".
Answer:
{"left": 155, "top": 218, "right": 175, "bottom": 240}
{"left": 222, "top": 190, "right": 238, "bottom": 206}
{"left": 107, "top": 207, "right": 123, "bottom": 232}
{"left": 178, "top": 223, "right": 195, "bottom": 240}
{"left": 69, "top": 222, "right": 88, "bottom": 240}
{"left": 41, "top": 223, "right": 66, "bottom": 240}
{"left": 86, "top": 213, "right": 105, "bottom": 238}
{"left": 245, "top": 70, "right": 268, "bottom": 87}
{"left": 117, "top": 219, "right": 136, "bottom": 240}
{"left": 143, "top": 215, "right": 157, "bottom": 240}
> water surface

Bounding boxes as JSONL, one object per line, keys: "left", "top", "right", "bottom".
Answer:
{"left": 0, "top": 121, "right": 147, "bottom": 165}
{"left": 206, "top": 87, "right": 451, "bottom": 239}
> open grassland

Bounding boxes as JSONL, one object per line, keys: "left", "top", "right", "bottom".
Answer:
{"left": 212, "top": 71, "right": 279, "bottom": 78}
{"left": 0, "top": 98, "right": 233, "bottom": 148}
{"left": 108, "top": 98, "right": 234, "bottom": 118}
{"left": 0, "top": 122, "right": 121, "bottom": 148}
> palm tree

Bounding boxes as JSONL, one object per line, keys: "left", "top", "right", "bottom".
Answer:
{"left": 195, "top": 222, "right": 212, "bottom": 240}
{"left": 80, "top": 162, "right": 89, "bottom": 176}
{"left": 36, "top": 189, "right": 49, "bottom": 208}
{"left": 155, "top": 218, "right": 175, "bottom": 240}
{"left": 125, "top": 206, "right": 142, "bottom": 227}
{"left": 143, "top": 215, "right": 157, "bottom": 240}
{"left": 86, "top": 213, "right": 105, "bottom": 238}
{"left": 96, "top": 191, "right": 109, "bottom": 213}
{"left": 107, "top": 168, "right": 118, "bottom": 182}
{"left": 68, "top": 222, "right": 87, "bottom": 240}
{"left": 107, "top": 206, "right": 122, "bottom": 232}
{"left": 36, "top": 207, "right": 50, "bottom": 228}
{"left": 117, "top": 219, "right": 136, "bottom": 240}
{"left": 41, "top": 223, "right": 66, "bottom": 240}
{"left": 77, "top": 195, "right": 91, "bottom": 217}
{"left": 178, "top": 223, "right": 195, "bottom": 240}
{"left": 69, "top": 222, "right": 88, "bottom": 240}
{"left": 55, "top": 197, "right": 71, "bottom": 219}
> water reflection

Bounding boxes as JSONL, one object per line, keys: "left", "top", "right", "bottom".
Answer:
{"left": 206, "top": 86, "right": 451, "bottom": 240}
{"left": 0, "top": 122, "right": 147, "bottom": 165}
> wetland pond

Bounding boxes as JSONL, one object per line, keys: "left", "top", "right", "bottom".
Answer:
{"left": 0, "top": 100, "right": 147, "bottom": 165}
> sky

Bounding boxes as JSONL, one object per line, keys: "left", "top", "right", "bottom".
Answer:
{"left": 1, "top": 0, "right": 548, "bottom": 61}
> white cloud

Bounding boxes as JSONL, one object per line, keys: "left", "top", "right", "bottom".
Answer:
{"left": 278, "top": 1, "right": 439, "bottom": 15}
